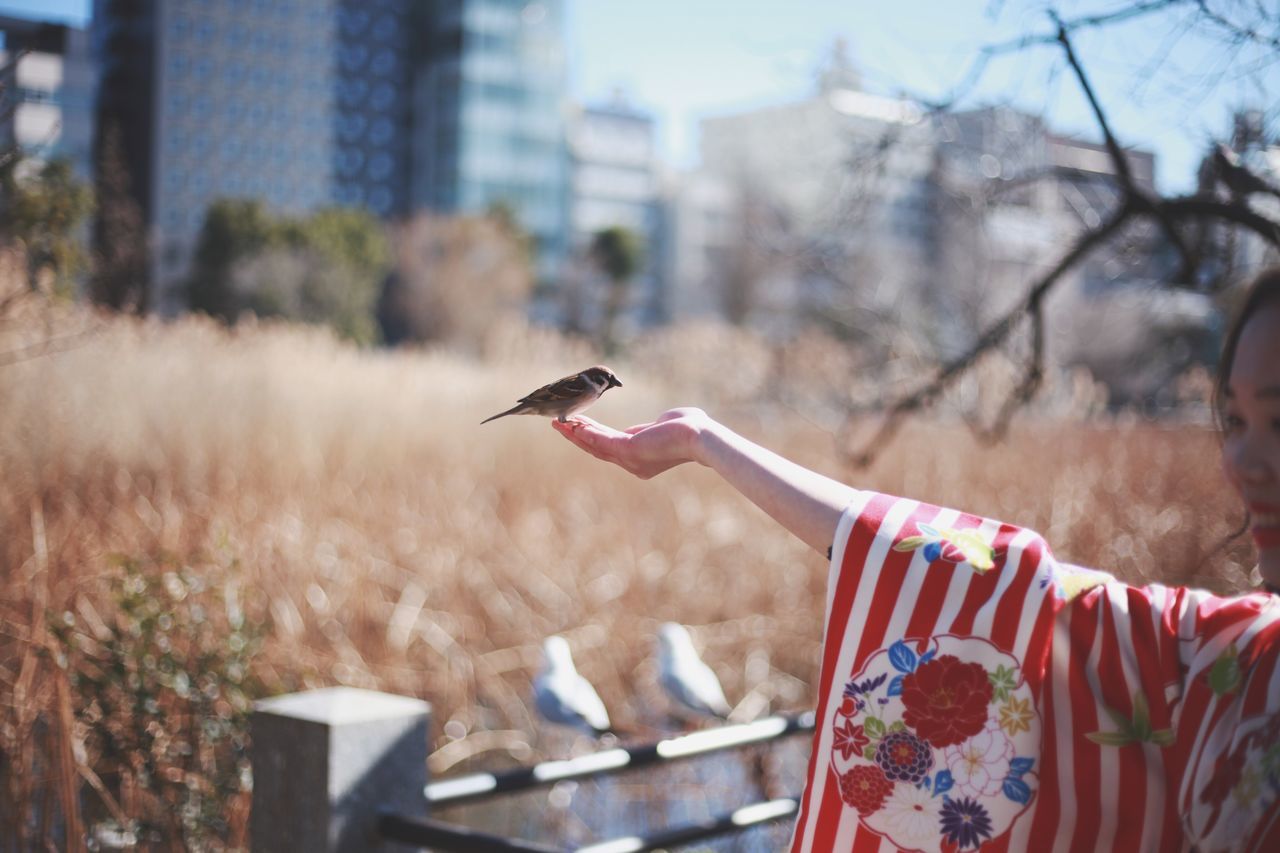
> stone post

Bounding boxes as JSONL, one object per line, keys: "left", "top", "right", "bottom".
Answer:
{"left": 250, "top": 687, "right": 431, "bottom": 852}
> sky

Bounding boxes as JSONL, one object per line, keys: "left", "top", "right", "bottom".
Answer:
{"left": 5, "top": 0, "right": 1276, "bottom": 194}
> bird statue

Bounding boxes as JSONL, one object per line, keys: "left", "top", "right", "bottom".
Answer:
{"left": 657, "top": 622, "right": 733, "bottom": 720}
{"left": 533, "top": 636, "right": 613, "bottom": 736}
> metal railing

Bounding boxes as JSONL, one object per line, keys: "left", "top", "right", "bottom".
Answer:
{"left": 384, "top": 712, "right": 816, "bottom": 851}
{"left": 249, "top": 687, "right": 815, "bottom": 853}
{"left": 378, "top": 797, "right": 801, "bottom": 853}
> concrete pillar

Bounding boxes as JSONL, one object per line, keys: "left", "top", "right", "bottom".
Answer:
{"left": 251, "top": 687, "right": 431, "bottom": 852}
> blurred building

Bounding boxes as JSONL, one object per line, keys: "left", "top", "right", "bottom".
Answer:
{"left": 679, "top": 43, "right": 1196, "bottom": 382}
{"left": 932, "top": 107, "right": 1168, "bottom": 339}
{"left": 659, "top": 167, "right": 734, "bottom": 323}
{"left": 91, "top": 0, "right": 568, "bottom": 314}
{"left": 0, "top": 14, "right": 95, "bottom": 178}
{"left": 929, "top": 106, "right": 1215, "bottom": 404}
{"left": 564, "top": 95, "right": 662, "bottom": 330}
{"left": 692, "top": 40, "right": 933, "bottom": 337}
{"left": 411, "top": 0, "right": 570, "bottom": 286}
{"left": 92, "top": 0, "right": 414, "bottom": 313}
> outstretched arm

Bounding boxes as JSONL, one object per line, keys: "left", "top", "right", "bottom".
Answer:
{"left": 552, "top": 408, "right": 858, "bottom": 555}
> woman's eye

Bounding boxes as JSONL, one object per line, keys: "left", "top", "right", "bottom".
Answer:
{"left": 1223, "top": 413, "right": 1245, "bottom": 432}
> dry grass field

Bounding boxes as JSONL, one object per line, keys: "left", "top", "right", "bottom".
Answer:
{"left": 0, "top": 261, "right": 1257, "bottom": 848}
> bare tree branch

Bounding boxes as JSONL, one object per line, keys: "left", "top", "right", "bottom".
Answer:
{"left": 0, "top": 324, "right": 100, "bottom": 369}
{"left": 924, "top": 0, "right": 1195, "bottom": 111}
{"left": 835, "top": 0, "right": 1280, "bottom": 467}
{"left": 1052, "top": 14, "right": 1201, "bottom": 281}
{"left": 1212, "top": 143, "right": 1280, "bottom": 200}
{"left": 1194, "top": 0, "right": 1280, "bottom": 51}
{"left": 1161, "top": 195, "right": 1280, "bottom": 245}
{"left": 1051, "top": 14, "right": 1134, "bottom": 187}
{"left": 969, "top": 297, "right": 1046, "bottom": 444}
{"left": 840, "top": 204, "right": 1134, "bottom": 467}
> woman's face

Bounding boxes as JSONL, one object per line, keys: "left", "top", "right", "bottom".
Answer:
{"left": 1221, "top": 298, "right": 1280, "bottom": 581}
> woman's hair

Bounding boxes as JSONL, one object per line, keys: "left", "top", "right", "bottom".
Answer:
{"left": 1214, "top": 266, "right": 1280, "bottom": 425}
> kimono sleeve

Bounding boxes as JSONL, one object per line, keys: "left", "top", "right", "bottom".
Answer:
{"left": 1166, "top": 585, "right": 1280, "bottom": 851}
{"left": 792, "top": 490, "right": 1086, "bottom": 852}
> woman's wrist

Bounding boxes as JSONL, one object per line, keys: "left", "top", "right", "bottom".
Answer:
{"left": 690, "top": 415, "right": 734, "bottom": 470}
{"left": 684, "top": 414, "right": 853, "bottom": 553}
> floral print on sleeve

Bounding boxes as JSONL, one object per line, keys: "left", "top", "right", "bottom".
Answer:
{"left": 829, "top": 635, "right": 1040, "bottom": 852}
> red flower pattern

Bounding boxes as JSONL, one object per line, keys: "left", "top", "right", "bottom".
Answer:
{"left": 832, "top": 719, "right": 870, "bottom": 761}
{"left": 837, "top": 764, "right": 894, "bottom": 814}
{"left": 900, "top": 654, "right": 994, "bottom": 747}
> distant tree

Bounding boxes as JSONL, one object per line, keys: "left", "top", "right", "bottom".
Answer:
{"left": 188, "top": 201, "right": 388, "bottom": 343}
{"left": 187, "top": 199, "right": 281, "bottom": 319}
{"left": 0, "top": 155, "right": 94, "bottom": 297}
{"left": 292, "top": 207, "right": 390, "bottom": 280}
{"left": 229, "top": 247, "right": 377, "bottom": 343}
{"left": 591, "top": 225, "right": 645, "bottom": 354}
{"left": 90, "top": 123, "right": 148, "bottom": 311}
{"left": 264, "top": 207, "right": 387, "bottom": 344}
{"left": 379, "top": 212, "right": 533, "bottom": 348}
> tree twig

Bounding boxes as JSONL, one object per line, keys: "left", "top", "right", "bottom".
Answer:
{"left": 0, "top": 324, "right": 100, "bottom": 369}
{"left": 923, "top": 0, "right": 1193, "bottom": 111}
{"left": 1053, "top": 14, "right": 1200, "bottom": 282}
{"left": 840, "top": 204, "right": 1133, "bottom": 467}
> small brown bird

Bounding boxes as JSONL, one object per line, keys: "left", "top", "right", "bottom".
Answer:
{"left": 481, "top": 365, "right": 622, "bottom": 424}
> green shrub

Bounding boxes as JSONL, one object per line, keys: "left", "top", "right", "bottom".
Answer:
{"left": 49, "top": 555, "right": 266, "bottom": 849}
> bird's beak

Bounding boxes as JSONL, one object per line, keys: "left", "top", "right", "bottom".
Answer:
{"left": 611, "top": 376, "right": 623, "bottom": 388}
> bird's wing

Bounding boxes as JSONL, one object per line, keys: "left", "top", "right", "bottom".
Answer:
{"left": 685, "top": 660, "right": 732, "bottom": 715}
{"left": 519, "top": 372, "right": 591, "bottom": 405}
{"left": 533, "top": 673, "right": 577, "bottom": 726}
{"left": 663, "top": 656, "right": 731, "bottom": 717}
{"left": 535, "top": 671, "right": 610, "bottom": 732}
{"left": 568, "top": 673, "right": 611, "bottom": 732}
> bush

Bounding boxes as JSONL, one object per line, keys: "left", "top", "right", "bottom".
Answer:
{"left": 188, "top": 201, "right": 388, "bottom": 344}
{"left": 379, "top": 212, "right": 532, "bottom": 349}
{"left": 47, "top": 555, "right": 266, "bottom": 849}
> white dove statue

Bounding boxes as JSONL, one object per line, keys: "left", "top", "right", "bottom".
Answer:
{"left": 533, "top": 636, "right": 612, "bottom": 736}
{"left": 657, "top": 622, "right": 733, "bottom": 720}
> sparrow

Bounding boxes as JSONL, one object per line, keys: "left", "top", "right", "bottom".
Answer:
{"left": 533, "top": 636, "right": 613, "bottom": 736}
{"left": 481, "top": 365, "right": 622, "bottom": 424}
{"left": 657, "top": 622, "right": 733, "bottom": 720}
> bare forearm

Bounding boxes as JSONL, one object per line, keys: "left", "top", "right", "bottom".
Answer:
{"left": 694, "top": 421, "right": 859, "bottom": 555}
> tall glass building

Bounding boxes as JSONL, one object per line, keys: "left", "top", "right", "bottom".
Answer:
{"left": 411, "top": 0, "right": 569, "bottom": 282}
{"left": 92, "top": 0, "right": 567, "bottom": 312}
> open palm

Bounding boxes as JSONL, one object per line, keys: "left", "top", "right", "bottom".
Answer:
{"left": 551, "top": 407, "right": 710, "bottom": 479}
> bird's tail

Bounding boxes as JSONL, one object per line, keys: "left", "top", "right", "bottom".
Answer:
{"left": 481, "top": 404, "right": 523, "bottom": 424}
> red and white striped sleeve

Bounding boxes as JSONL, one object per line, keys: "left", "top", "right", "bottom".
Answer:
{"left": 790, "top": 491, "right": 1280, "bottom": 853}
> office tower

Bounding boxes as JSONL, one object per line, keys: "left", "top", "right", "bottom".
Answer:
{"left": 567, "top": 97, "right": 662, "bottom": 327}
{"left": 0, "top": 14, "right": 94, "bottom": 178}
{"left": 696, "top": 49, "right": 932, "bottom": 336}
{"left": 93, "top": 0, "right": 413, "bottom": 312}
{"left": 411, "top": 0, "right": 569, "bottom": 284}
{"left": 93, "top": 0, "right": 570, "bottom": 314}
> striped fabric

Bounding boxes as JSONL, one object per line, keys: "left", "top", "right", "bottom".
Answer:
{"left": 790, "top": 491, "right": 1280, "bottom": 852}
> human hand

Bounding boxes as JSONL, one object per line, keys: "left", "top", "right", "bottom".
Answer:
{"left": 551, "top": 407, "right": 714, "bottom": 480}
